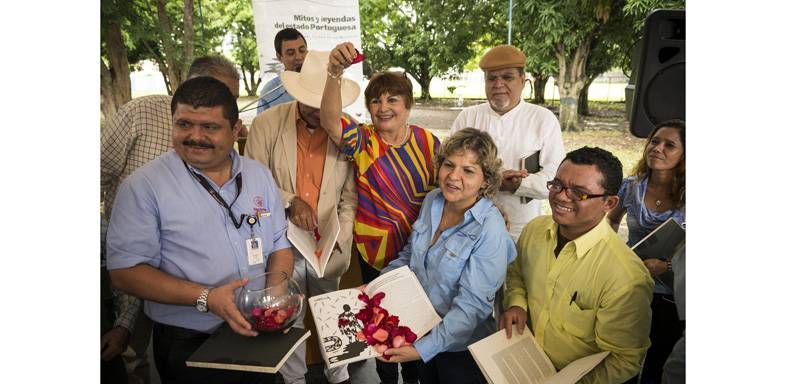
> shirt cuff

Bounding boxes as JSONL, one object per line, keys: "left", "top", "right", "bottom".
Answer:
{"left": 503, "top": 291, "right": 528, "bottom": 311}
{"left": 414, "top": 336, "right": 441, "bottom": 363}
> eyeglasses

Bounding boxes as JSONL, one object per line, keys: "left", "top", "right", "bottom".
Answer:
{"left": 546, "top": 180, "right": 609, "bottom": 201}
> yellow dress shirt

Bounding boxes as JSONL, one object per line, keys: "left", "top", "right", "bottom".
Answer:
{"left": 504, "top": 216, "right": 654, "bottom": 384}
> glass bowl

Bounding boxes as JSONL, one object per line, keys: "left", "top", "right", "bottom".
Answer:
{"left": 237, "top": 271, "right": 304, "bottom": 332}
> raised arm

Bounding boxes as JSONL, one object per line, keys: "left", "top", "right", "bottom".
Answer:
{"left": 320, "top": 42, "right": 358, "bottom": 146}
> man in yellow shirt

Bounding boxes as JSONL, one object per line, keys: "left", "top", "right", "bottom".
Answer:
{"left": 499, "top": 146, "right": 654, "bottom": 384}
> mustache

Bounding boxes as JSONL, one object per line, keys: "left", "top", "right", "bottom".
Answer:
{"left": 182, "top": 139, "right": 215, "bottom": 149}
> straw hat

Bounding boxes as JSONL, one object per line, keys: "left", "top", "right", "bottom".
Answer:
{"left": 280, "top": 50, "right": 360, "bottom": 109}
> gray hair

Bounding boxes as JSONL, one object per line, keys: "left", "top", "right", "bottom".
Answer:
{"left": 187, "top": 55, "right": 239, "bottom": 81}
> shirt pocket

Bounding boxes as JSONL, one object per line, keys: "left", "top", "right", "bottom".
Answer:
{"left": 560, "top": 300, "right": 597, "bottom": 341}
{"left": 436, "top": 235, "right": 473, "bottom": 282}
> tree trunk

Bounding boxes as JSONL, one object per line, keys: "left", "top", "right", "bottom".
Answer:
{"left": 554, "top": 33, "right": 594, "bottom": 131}
{"left": 533, "top": 74, "right": 548, "bottom": 104}
{"left": 182, "top": 0, "right": 195, "bottom": 77}
{"left": 240, "top": 63, "right": 253, "bottom": 96}
{"left": 248, "top": 67, "right": 260, "bottom": 97}
{"left": 578, "top": 78, "right": 594, "bottom": 116}
{"left": 414, "top": 73, "right": 431, "bottom": 101}
{"left": 100, "top": 17, "right": 131, "bottom": 120}
{"left": 156, "top": 0, "right": 183, "bottom": 89}
{"left": 100, "top": 61, "right": 120, "bottom": 120}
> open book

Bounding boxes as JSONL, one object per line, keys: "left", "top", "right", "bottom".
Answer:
{"left": 186, "top": 323, "right": 310, "bottom": 373}
{"left": 308, "top": 266, "right": 442, "bottom": 369}
{"left": 287, "top": 210, "right": 340, "bottom": 278}
{"left": 469, "top": 329, "right": 609, "bottom": 384}
{"left": 631, "top": 217, "right": 685, "bottom": 289}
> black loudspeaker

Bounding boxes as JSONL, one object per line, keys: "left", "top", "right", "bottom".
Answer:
{"left": 629, "top": 9, "right": 685, "bottom": 138}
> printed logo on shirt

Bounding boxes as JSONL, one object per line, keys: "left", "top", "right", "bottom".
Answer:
{"left": 253, "top": 196, "right": 271, "bottom": 218}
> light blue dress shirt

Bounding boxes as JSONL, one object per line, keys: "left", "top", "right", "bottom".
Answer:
{"left": 106, "top": 149, "right": 291, "bottom": 332}
{"left": 381, "top": 189, "right": 517, "bottom": 362}
{"left": 256, "top": 76, "right": 294, "bottom": 115}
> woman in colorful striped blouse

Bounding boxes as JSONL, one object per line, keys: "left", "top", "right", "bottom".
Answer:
{"left": 321, "top": 42, "right": 440, "bottom": 384}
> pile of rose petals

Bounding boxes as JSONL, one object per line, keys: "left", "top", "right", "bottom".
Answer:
{"left": 250, "top": 305, "right": 296, "bottom": 331}
{"left": 354, "top": 292, "right": 417, "bottom": 359}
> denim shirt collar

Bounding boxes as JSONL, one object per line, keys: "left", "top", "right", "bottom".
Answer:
{"left": 429, "top": 191, "right": 495, "bottom": 226}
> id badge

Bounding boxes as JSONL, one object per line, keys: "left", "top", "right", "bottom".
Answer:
{"left": 246, "top": 237, "right": 264, "bottom": 265}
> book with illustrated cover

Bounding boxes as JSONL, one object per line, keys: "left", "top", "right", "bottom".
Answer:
{"left": 308, "top": 266, "right": 441, "bottom": 369}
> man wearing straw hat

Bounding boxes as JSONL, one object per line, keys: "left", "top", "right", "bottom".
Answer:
{"left": 246, "top": 50, "right": 360, "bottom": 384}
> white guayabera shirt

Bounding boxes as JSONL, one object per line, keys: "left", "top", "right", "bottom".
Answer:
{"left": 451, "top": 99, "right": 566, "bottom": 240}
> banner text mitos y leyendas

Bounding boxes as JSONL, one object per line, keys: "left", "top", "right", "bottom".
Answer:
{"left": 252, "top": 0, "right": 366, "bottom": 121}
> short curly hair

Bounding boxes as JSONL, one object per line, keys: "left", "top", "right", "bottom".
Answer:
{"left": 364, "top": 71, "right": 414, "bottom": 110}
{"left": 434, "top": 128, "right": 502, "bottom": 199}
{"left": 563, "top": 146, "right": 623, "bottom": 195}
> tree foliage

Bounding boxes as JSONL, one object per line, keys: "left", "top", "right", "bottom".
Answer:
{"left": 360, "top": 0, "right": 499, "bottom": 100}
{"left": 219, "top": 0, "right": 261, "bottom": 96}
{"left": 512, "top": 0, "right": 684, "bottom": 131}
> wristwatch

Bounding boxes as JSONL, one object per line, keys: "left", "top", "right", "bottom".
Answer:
{"left": 195, "top": 287, "right": 211, "bottom": 313}
{"left": 664, "top": 260, "right": 673, "bottom": 272}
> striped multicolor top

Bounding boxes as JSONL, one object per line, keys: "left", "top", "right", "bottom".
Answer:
{"left": 340, "top": 118, "right": 440, "bottom": 270}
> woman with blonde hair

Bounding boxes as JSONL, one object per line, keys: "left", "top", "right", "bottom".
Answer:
{"left": 376, "top": 128, "right": 516, "bottom": 384}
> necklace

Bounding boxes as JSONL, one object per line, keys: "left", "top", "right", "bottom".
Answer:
{"left": 381, "top": 125, "right": 409, "bottom": 146}
{"left": 655, "top": 199, "right": 662, "bottom": 208}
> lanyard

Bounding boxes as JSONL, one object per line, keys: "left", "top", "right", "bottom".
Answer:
{"left": 183, "top": 161, "right": 248, "bottom": 229}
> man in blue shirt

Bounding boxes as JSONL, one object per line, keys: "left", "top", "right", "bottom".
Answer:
{"left": 257, "top": 28, "right": 308, "bottom": 115}
{"left": 107, "top": 77, "right": 294, "bottom": 384}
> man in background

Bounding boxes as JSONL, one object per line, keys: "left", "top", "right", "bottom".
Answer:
{"left": 256, "top": 28, "right": 308, "bottom": 115}
{"left": 450, "top": 44, "right": 565, "bottom": 240}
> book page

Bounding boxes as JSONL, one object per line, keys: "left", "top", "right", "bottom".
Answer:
{"left": 469, "top": 329, "right": 556, "bottom": 384}
{"left": 544, "top": 351, "right": 609, "bottom": 384}
{"left": 364, "top": 266, "right": 442, "bottom": 338}
{"left": 308, "top": 266, "right": 442, "bottom": 369}
{"left": 286, "top": 210, "right": 340, "bottom": 278}
{"left": 308, "top": 289, "right": 376, "bottom": 369}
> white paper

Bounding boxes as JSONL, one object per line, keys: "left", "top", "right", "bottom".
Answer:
{"left": 468, "top": 328, "right": 609, "bottom": 384}
{"left": 286, "top": 210, "right": 340, "bottom": 278}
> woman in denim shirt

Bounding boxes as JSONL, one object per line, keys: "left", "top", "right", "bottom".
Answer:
{"left": 607, "top": 119, "right": 686, "bottom": 384}
{"left": 379, "top": 128, "right": 517, "bottom": 384}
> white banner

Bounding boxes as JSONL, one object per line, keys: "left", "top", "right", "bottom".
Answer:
{"left": 252, "top": 0, "right": 366, "bottom": 121}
